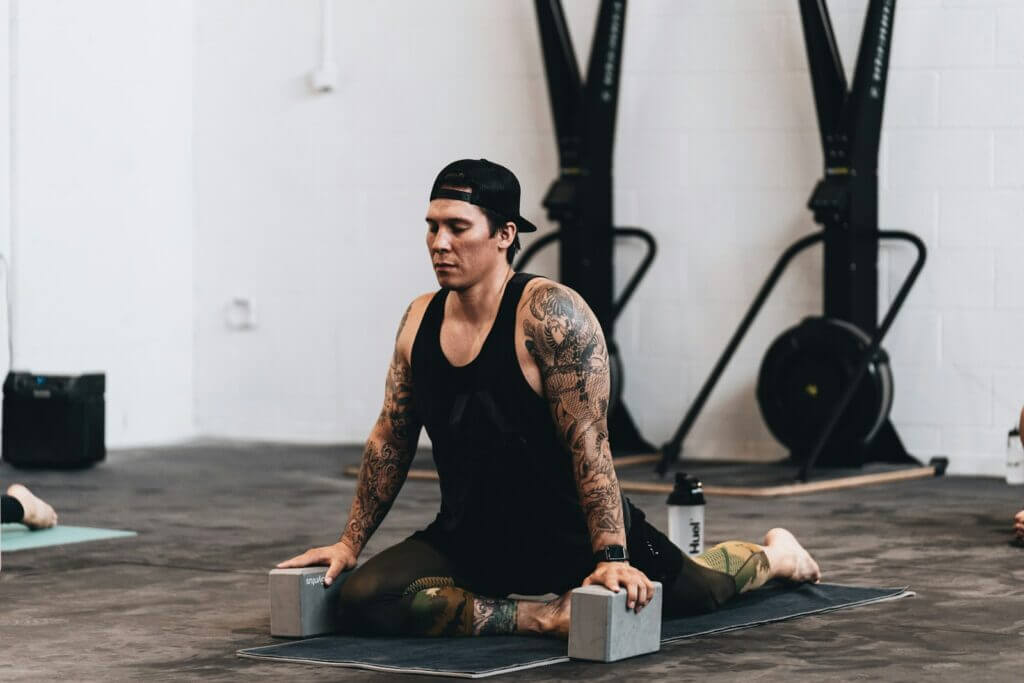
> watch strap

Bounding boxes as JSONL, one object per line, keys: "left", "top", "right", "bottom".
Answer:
{"left": 593, "top": 545, "right": 629, "bottom": 564}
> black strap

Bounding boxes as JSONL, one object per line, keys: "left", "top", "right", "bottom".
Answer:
{"left": 430, "top": 187, "right": 475, "bottom": 203}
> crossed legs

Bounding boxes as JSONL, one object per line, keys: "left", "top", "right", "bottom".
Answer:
{"left": 337, "top": 538, "right": 522, "bottom": 637}
{"left": 338, "top": 526, "right": 820, "bottom": 638}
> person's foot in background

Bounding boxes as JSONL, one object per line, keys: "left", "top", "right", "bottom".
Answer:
{"left": 5, "top": 484, "right": 58, "bottom": 529}
{"left": 1016, "top": 406, "right": 1024, "bottom": 541}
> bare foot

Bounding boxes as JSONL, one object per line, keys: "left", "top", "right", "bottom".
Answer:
{"left": 538, "top": 591, "right": 572, "bottom": 639}
{"left": 6, "top": 484, "right": 58, "bottom": 529}
{"left": 763, "top": 528, "right": 820, "bottom": 584}
{"left": 517, "top": 591, "right": 572, "bottom": 638}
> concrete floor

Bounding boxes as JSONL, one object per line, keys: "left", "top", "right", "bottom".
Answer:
{"left": 2, "top": 442, "right": 1023, "bottom": 681}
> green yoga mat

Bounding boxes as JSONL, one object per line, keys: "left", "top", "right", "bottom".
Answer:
{"left": 1, "top": 524, "right": 137, "bottom": 551}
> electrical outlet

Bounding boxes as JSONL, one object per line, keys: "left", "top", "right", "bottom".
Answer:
{"left": 225, "top": 297, "right": 257, "bottom": 331}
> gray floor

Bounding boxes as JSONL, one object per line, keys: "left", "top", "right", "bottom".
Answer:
{"left": 2, "top": 442, "right": 1023, "bottom": 681}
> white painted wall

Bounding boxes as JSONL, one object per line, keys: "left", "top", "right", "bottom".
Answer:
{"left": 192, "top": 0, "right": 553, "bottom": 440}
{"left": 1, "top": 0, "right": 11, "bottom": 336}
{"left": 192, "top": 0, "right": 1024, "bottom": 475}
{"left": 5, "top": 0, "right": 195, "bottom": 447}
{"left": 4, "top": 0, "right": 1016, "bottom": 472}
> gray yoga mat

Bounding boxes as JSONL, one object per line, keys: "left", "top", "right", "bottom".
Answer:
{"left": 237, "top": 583, "right": 911, "bottom": 678}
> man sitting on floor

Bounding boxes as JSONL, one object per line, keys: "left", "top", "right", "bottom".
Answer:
{"left": 279, "top": 159, "right": 820, "bottom": 638}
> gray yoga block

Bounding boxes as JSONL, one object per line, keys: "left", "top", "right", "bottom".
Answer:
{"left": 269, "top": 566, "right": 352, "bottom": 637}
{"left": 568, "top": 581, "right": 662, "bottom": 662}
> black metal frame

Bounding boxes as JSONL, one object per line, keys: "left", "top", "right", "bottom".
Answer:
{"left": 659, "top": 0, "right": 922, "bottom": 481}
{"left": 657, "top": 229, "right": 925, "bottom": 479}
{"left": 803, "top": 0, "right": 895, "bottom": 333}
{"left": 534, "top": 0, "right": 624, "bottom": 335}
{"left": 516, "top": 226, "right": 657, "bottom": 326}
{"left": 527, "top": 0, "right": 656, "bottom": 453}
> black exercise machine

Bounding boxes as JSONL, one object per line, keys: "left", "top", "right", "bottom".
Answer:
{"left": 516, "top": 0, "right": 657, "bottom": 454}
{"left": 658, "top": 0, "right": 942, "bottom": 483}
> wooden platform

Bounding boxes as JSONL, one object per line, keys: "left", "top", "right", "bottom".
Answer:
{"left": 343, "top": 455, "right": 944, "bottom": 498}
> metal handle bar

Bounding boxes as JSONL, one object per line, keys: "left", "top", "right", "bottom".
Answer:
{"left": 797, "top": 230, "right": 927, "bottom": 481}
{"left": 658, "top": 231, "right": 826, "bottom": 474}
{"left": 513, "top": 227, "right": 658, "bottom": 325}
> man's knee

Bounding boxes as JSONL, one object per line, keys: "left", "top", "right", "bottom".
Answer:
{"left": 338, "top": 566, "right": 460, "bottom": 636}
{"left": 336, "top": 566, "right": 399, "bottom": 634}
{"left": 338, "top": 565, "right": 385, "bottom": 608}
{"left": 665, "top": 560, "right": 737, "bottom": 617}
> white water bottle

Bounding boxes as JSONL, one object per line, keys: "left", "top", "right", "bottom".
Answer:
{"left": 667, "top": 473, "right": 705, "bottom": 557}
{"left": 1007, "top": 427, "right": 1023, "bottom": 485}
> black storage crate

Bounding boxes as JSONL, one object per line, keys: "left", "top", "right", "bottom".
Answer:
{"left": 2, "top": 372, "right": 106, "bottom": 468}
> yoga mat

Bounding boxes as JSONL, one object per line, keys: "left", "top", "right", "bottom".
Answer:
{"left": 0, "top": 524, "right": 137, "bottom": 552}
{"left": 237, "top": 583, "right": 911, "bottom": 678}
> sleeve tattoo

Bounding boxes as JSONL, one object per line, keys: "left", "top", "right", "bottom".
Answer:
{"left": 522, "top": 285, "right": 624, "bottom": 542}
{"left": 342, "top": 305, "right": 422, "bottom": 553}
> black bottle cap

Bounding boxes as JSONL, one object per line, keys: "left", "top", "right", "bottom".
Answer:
{"left": 667, "top": 472, "right": 705, "bottom": 506}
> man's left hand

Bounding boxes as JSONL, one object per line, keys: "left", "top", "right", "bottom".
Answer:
{"left": 582, "top": 562, "right": 656, "bottom": 612}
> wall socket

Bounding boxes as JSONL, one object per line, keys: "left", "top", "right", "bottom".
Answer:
{"left": 225, "top": 297, "right": 257, "bottom": 331}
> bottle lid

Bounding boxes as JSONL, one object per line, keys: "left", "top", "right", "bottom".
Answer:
{"left": 667, "top": 472, "right": 705, "bottom": 506}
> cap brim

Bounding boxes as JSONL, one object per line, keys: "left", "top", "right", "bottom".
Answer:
{"left": 514, "top": 216, "right": 539, "bottom": 233}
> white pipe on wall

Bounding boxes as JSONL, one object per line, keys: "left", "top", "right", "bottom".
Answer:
{"left": 309, "top": 0, "right": 337, "bottom": 94}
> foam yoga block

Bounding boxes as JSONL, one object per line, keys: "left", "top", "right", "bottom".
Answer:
{"left": 269, "top": 567, "right": 354, "bottom": 637}
{"left": 568, "top": 582, "right": 662, "bottom": 662}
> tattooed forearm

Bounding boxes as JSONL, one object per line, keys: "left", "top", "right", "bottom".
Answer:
{"left": 342, "top": 308, "right": 421, "bottom": 553}
{"left": 522, "top": 284, "right": 624, "bottom": 546}
{"left": 342, "top": 440, "right": 412, "bottom": 552}
{"left": 575, "top": 433, "right": 622, "bottom": 534}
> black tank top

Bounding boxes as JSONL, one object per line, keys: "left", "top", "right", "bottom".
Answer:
{"left": 410, "top": 273, "right": 594, "bottom": 585}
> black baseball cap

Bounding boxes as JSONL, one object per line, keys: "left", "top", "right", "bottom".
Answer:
{"left": 429, "top": 159, "right": 538, "bottom": 233}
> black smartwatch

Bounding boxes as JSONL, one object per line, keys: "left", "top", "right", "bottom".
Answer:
{"left": 593, "top": 545, "right": 629, "bottom": 564}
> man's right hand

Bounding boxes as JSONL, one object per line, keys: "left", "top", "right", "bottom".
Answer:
{"left": 276, "top": 540, "right": 358, "bottom": 586}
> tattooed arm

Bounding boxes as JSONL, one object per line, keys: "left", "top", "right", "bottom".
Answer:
{"left": 519, "top": 281, "right": 654, "bottom": 611}
{"left": 278, "top": 296, "right": 427, "bottom": 582}
{"left": 339, "top": 300, "right": 425, "bottom": 556}
{"left": 520, "top": 282, "right": 624, "bottom": 552}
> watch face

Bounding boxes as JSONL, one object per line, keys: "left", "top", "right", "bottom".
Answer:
{"left": 605, "top": 545, "right": 627, "bottom": 561}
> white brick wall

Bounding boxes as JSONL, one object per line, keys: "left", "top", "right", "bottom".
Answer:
{"left": 2, "top": 0, "right": 195, "bottom": 447}
{"left": 0, "top": 0, "right": 10, "bottom": 268}
{"left": 3, "top": 0, "right": 1010, "bottom": 472}
{"left": 192, "top": 0, "right": 556, "bottom": 442}
{"left": 189, "top": 0, "right": 1023, "bottom": 475}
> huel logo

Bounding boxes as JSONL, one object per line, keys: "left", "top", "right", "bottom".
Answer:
{"left": 689, "top": 521, "right": 702, "bottom": 554}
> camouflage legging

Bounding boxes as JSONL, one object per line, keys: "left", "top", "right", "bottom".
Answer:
{"left": 335, "top": 521, "right": 770, "bottom": 637}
